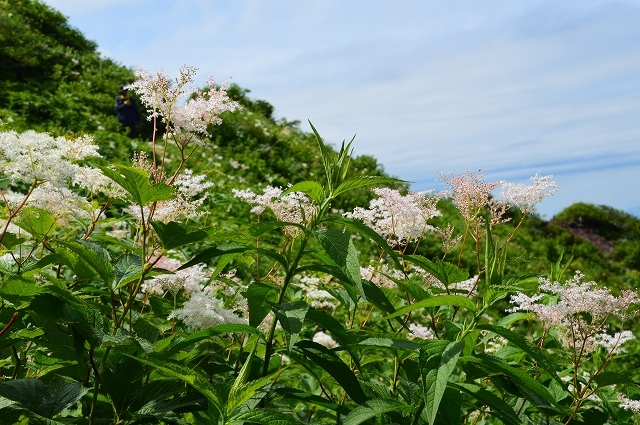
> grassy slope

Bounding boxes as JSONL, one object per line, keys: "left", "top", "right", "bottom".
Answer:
{"left": 1, "top": 0, "right": 639, "bottom": 290}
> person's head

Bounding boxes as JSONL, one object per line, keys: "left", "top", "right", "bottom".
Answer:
{"left": 119, "top": 85, "right": 129, "bottom": 96}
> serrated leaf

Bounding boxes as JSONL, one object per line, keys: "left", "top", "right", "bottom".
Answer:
{"left": 112, "top": 253, "right": 143, "bottom": 290}
{"left": 151, "top": 221, "right": 208, "bottom": 250}
{"left": 282, "top": 180, "right": 325, "bottom": 204}
{"left": 342, "top": 399, "right": 414, "bottom": 425}
{"left": 0, "top": 276, "right": 42, "bottom": 297}
{"left": 58, "top": 240, "right": 114, "bottom": 286}
{"left": 15, "top": 207, "right": 57, "bottom": 237}
{"left": 386, "top": 295, "right": 476, "bottom": 320}
{"left": 420, "top": 340, "right": 465, "bottom": 425}
{"left": 98, "top": 164, "right": 173, "bottom": 206}
{"left": 0, "top": 378, "right": 87, "bottom": 418}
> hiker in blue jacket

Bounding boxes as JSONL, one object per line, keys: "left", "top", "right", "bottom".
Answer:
{"left": 114, "top": 85, "right": 141, "bottom": 138}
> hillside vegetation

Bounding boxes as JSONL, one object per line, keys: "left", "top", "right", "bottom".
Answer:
{"left": 1, "top": 1, "right": 639, "bottom": 424}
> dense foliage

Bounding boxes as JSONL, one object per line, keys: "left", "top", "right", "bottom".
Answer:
{"left": 1, "top": 1, "right": 639, "bottom": 424}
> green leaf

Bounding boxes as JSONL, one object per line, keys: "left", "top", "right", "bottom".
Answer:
{"left": 1, "top": 276, "right": 42, "bottom": 297}
{"left": 227, "top": 348, "right": 276, "bottom": 415}
{"left": 228, "top": 408, "right": 303, "bottom": 424}
{"left": 420, "top": 340, "right": 465, "bottom": 425}
{"left": 295, "top": 340, "right": 367, "bottom": 404}
{"left": 161, "top": 324, "right": 264, "bottom": 358}
{"left": 334, "top": 176, "right": 405, "bottom": 198}
{"left": 0, "top": 232, "right": 27, "bottom": 249}
{"left": 0, "top": 377, "right": 87, "bottom": 419}
{"left": 362, "top": 279, "right": 403, "bottom": 324}
{"left": 282, "top": 180, "right": 325, "bottom": 204}
{"left": 356, "top": 337, "right": 421, "bottom": 351}
{"left": 180, "top": 245, "right": 288, "bottom": 271}
{"left": 342, "top": 399, "right": 414, "bottom": 425}
{"left": 452, "top": 383, "right": 522, "bottom": 425}
{"left": 315, "top": 228, "right": 363, "bottom": 298}
{"left": 245, "top": 281, "right": 279, "bottom": 328}
{"left": 151, "top": 221, "right": 208, "bottom": 250}
{"left": 273, "top": 388, "right": 350, "bottom": 415}
{"left": 272, "top": 301, "right": 309, "bottom": 353}
{"left": 593, "top": 371, "right": 637, "bottom": 387}
{"left": 385, "top": 295, "right": 477, "bottom": 320}
{"left": 438, "top": 387, "right": 462, "bottom": 425}
{"left": 331, "top": 217, "right": 402, "bottom": 268}
{"left": 15, "top": 207, "right": 57, "bottom": 237}
{"left": 473, "top": 355, "right": 561, "bottom": 412}
{"left": 477, "top": 324, "right": 563, "bottom": 386}
{"left": 102, "top": 356, "right": 145, "bottom": 417}
{"left": 98, "top": 164, "right": 174, "bottom": 206}
{"left": 124, "top": 354, "right": 225, "bottom": 420}
{"left": 404, "top": 255, "right": 469, "bottom": 287}
{"left": 58, "top": 240, "right": 114, "bottom": 286}
{"left": 112, "top": 253, "right": 143, "bottom": 290}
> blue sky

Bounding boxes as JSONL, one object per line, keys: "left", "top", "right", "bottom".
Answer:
{"left": 42, "top": 0, "right": 640, "bottom": 218}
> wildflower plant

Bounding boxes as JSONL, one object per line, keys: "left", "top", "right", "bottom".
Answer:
{"left": 0, "top": 64, "right": 638, "bottom": 425}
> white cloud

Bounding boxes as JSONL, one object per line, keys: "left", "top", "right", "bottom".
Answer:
{"left": 38, "top": 0, "right": 640, "bottom": 217}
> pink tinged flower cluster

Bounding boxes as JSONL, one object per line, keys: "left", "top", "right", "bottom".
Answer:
{"left": 344, "top": 188, "right": 440, "bottom": 246}
{"left": 508, "top": 271, "right": 639, "bottom": 354}
{"left": 127, "top": 65, "right": 240, "bottom": 139}
{"left": 500, "top": 172, "right": 558, "bottom": 215}
{"left": 439, "top": 169, "right": 504, "bottom": 223}
{"left": 233, "top": 186, "right": 317, "bottom": 236}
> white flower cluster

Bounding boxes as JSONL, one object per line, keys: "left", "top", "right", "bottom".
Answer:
{"left": 312, "top": 331, "right": 338, "bottom": 349}
{"left": 408, "top": 323, "right": 434, "bottom": 340}
{"left": 0, "top": 131, "right": 120, "bottom": 196}
{"left": 344, "top": 188, "right": 440, "bottom": 246}
{"left": 169, "top": 285, "right": 247, "bottom": 329}
{"left": 298, "top": 275, "right": 336, "bottom": 310}
{"left": 233, "top": 185, "right": 317, "bottom": 236}
{"left": 360, "top": 264, "right": 404, "bottom": 289}
{"left": 619, "top": 395, "right": 640, "bottom": 413}
{"left": 141, "top": 257, "right": 209, "bottom": 296}
{"left": 0, "top": 131, "right": 124, "bottom": 223}
{"left": 501, "top": 172, "right": 558, "bottom": 215}
{"left": 508, "top": 271, "right": 639, "bottom": 355}
{"left": 126, "top": 167, "right": 213, "bottom": 223}
{"left": 127, "top": 66, "right": 240, "bottom": 140}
